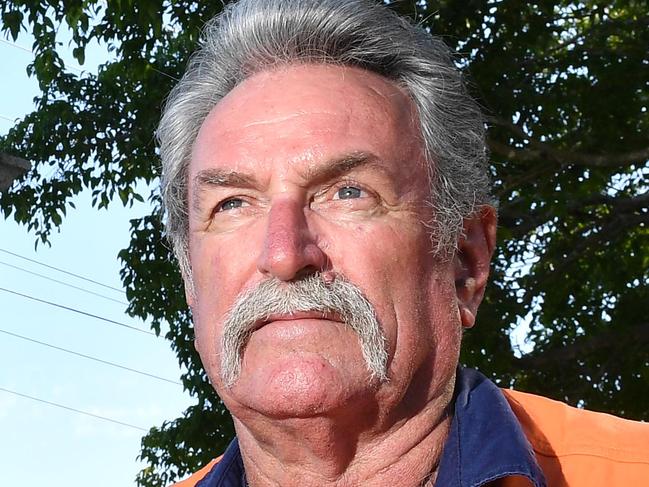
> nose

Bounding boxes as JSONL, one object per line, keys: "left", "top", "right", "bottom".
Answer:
{"left": 256, "top": 199, "right": 328, "bottom": 281}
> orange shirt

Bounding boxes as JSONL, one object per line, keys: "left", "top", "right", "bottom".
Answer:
{"left": 173, "top": 458, "right": 220, "bottom": 487}
{"left": 174, "top": 388, "right": 649, "bottom": 486}
{"left": 502, "top": 389, "right": 649, "bottom": 487}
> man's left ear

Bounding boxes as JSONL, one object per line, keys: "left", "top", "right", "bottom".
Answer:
{"left": 453, "top": 205, "right": 497, "bottom": 329}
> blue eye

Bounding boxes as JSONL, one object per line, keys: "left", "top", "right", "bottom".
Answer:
{"left": 335, "top": 186, "right": 363, "bottom": 200}
{"left": 218, "top": 198, "right": 246, "bottom": 211}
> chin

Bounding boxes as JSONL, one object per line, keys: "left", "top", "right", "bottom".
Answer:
{"left": 224, "top": 354, "right": 373, "bottom": 419}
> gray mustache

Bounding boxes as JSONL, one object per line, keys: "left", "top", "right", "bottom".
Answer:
{"left": 220, "top": 273, "right": 388, "bottom": 387}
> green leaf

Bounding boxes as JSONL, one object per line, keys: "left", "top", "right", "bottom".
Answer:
{"left": 2, "top": 10, "right": 23, "bottom": 41}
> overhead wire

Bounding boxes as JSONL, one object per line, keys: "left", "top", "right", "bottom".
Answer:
{"left": 1, "top": 28, "right": 182, "bottom": 441}
{"left": 0, "top": 259, "right": 128, "bottom": 305}
{"left": 0, "top": 37, "right": 32, "bottom": 54}
{"left": 0, "top": 328, "right": 180, "bottom": 385}
{"left": 0, "top": 286, "right": 155, "bottom": 336}
{"left": 0, "top": 37, "right": 177, "bottom": 81}
{"left": 0, "top": 38, "right": 83, "bottom": 73}
{"left": 0, "top": 386, "right": 148, "bottom": 432}
{"left": 0, "top": 248, "right": 124, "bottom": 293}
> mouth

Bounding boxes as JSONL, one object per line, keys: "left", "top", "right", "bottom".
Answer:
{"left": 253, "top": 311, "right": 343, "bottom": 331}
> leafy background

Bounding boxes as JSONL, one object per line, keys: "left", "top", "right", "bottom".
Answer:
{"left": 1, "top": 1, "right": 647, "bottom": 485}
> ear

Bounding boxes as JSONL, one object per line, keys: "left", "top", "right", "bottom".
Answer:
{"left": 453, "top": 205, "right": 497, "bottom": 328}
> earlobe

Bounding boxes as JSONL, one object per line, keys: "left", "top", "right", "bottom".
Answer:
{"left": 459, "top": 306, "right": 476, "bottom": 328}
{"left": 454, "top": 205, "right": 497, "bottom": 328}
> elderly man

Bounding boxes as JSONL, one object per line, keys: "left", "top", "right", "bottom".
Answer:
{"left": 158, "top": 1, "right": 648, "bottom": 486}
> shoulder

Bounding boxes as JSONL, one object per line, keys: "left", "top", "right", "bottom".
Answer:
{"left": 501, "top": 388, "right": 649, "bottom": 486}
{"left": 171, "top": 457, "right": 221, "bottom": 487}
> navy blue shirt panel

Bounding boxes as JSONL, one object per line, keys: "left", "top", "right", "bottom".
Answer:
{"left": 434, "top": 368, "right": 546, "bottom": 487}
{"left": 195, "top": 438, "right": 246, "bottom": 487}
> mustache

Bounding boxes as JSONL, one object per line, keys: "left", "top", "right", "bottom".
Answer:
{"left": 220, "top": 273, "right": 388, "bottom": 387}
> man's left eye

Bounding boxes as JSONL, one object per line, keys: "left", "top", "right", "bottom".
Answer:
{"left": 333, "top": 186, "right": 364, "bottom": 200}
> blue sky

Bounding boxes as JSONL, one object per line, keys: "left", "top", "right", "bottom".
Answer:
{"left": 0, "top": 32, "right": 193, "bottom": 486}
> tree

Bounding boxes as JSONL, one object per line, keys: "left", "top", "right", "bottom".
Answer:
{"left": 1, "top": 1, "right": 647, "bottom": 484}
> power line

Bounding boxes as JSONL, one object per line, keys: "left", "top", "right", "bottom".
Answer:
{"left": 0, "top": 386, "right": 148, "bottom": 432}
{"left": 0, "top": 37, "right": 31, "bottom": 54}
{"left": 0, "top": 38, "right": 83, "bottom": 73}
{"left": 0, "top": 260, "right": 128, "bottom": 305}
{"left": 0, "top": 328, "right": 180, "bottom": 385}
{"left": 0, "top": 286, "right": 155, "bottom": 336}
{"left": 0, "top": 37, "right": 176, "bottom": 81}
{"left": 150, "top": 66, "right": 178, "bottom": 82}
{"left": 0, "top": 248, "right": 124, "bottom": 293}
{"left": 0, "top": 114, "right": 16, "bottom": 123}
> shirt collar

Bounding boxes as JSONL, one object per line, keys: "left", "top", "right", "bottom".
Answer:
{"left": 195, "top": 438, "right": 246, "bottom": 487}
{"left": 196, "top": 367, "right": 546, "bottom": 487}
{"left": 435, "top": 367, "right": 546, "bottom": 487}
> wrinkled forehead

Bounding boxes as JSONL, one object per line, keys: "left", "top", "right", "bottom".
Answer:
{"left": 215, "top": 64, "right": 415, "bottom": 126}
{"left": 189, "top": 63, "right": 424, "bottom": 179}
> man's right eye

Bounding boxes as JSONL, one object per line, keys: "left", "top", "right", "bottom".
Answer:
{"left": 217, "top": 198, "right": 246, "bottom": 212}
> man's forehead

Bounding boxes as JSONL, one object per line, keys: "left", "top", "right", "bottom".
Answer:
{"left": 201, "top": 64, "right": 415, "bottom": 135}
{"left": 188, "top": 63, "right": 426, "bottom": 195}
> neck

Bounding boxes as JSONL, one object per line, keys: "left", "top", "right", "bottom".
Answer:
{"left": 233, "top": 388, "right": 454, "bottom": 487}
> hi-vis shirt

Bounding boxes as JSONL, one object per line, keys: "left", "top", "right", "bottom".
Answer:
{"left": 173, "top": 368, "right": 649, "bottom": 487}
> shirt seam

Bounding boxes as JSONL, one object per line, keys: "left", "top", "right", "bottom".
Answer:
{"left": 469, "top": 465, "right": 538, "bottom": 487}
{"left": 531, "top": 449, "right": 649, "bottom": 464}
{"left": 528, "top": 438, "right": 649, "bottom": 460}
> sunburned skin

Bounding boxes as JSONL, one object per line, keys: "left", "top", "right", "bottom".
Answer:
{"left": 185, "top": 63, "right": 496, "bottom": 486}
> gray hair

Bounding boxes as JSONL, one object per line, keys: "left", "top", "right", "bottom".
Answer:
{"left": 158, "top": 0, "right": 492, "bottom": 279}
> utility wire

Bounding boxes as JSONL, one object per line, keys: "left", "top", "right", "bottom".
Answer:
{"left": 0, "top": 260, "right": 128, "bottom": 306}
{"left": 0, "top": 386, "right": 148, "bottom": 432}
{"left": 0, "top": 38, "right": 83, "bottom": 73}
{"left": 0, "top": 286, "right": 155, "bottom": 336}
{"left": 0, "top": 37, "right": 176, "bottom": 81}
{"left": 0, "top": 328, "right": 180, "bottom": 385}
{"left": 0, "top": 114, "right": 16, "bottom": 123}
{"left": 0, "top": 248, "right": 124, "bottom": 293}
{"left": 150, "top": 66, "right": 178, "bottom": 82}
{"left": 0, "top": 37, "right": 31, "bottom": 54}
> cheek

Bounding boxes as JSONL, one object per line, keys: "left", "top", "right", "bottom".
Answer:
{"left": 188, "top": 234, "right": 257, "bottom": 373}
{"left": 327, "top": 220, "right": 434, "bottom": 316}
{"left": 190, "top": 228, "right": 260, "bottom": 304}
{"left": 330, "top": 219, "right": 432, "bottom": 288}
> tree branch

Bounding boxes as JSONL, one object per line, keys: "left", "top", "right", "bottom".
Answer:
{"left": 488, "top": 119, "right": 649, "bottom": 168}
{"left": 499, "top": 191, "right": 649, "bottom": 239}
{"left": 516, "top": 323, "right": 649, "bottom": 369}
{"left": 568, "top": 192, "right": 649, "bottom": 213}
{"left": 536, "top": 212, "right": 649, "bottom": 283}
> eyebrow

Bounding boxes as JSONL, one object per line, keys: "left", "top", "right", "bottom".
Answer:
{"left": 304, "top": 151, "right": 383, "bottom": 183}
{"left": 191, "top": 151, "right": 383, "bottom": 210}
{"left": 193, "top": 168, "right": 258, "bottom": 190}
{"left": 191, "top": 169, "right": 258, "bottom": 211}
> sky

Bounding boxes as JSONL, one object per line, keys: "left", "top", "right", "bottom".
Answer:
{"left": 0, "top": 31, "right": 194, "bottom": 486}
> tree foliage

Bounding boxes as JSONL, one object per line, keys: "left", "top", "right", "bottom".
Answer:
{"left": 1, "top": 0, "right": 647, "bottom": 484}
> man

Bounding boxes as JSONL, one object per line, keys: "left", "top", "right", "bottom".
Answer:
{"left": 157, "top": 1, "right": 649, "bottom": 486}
